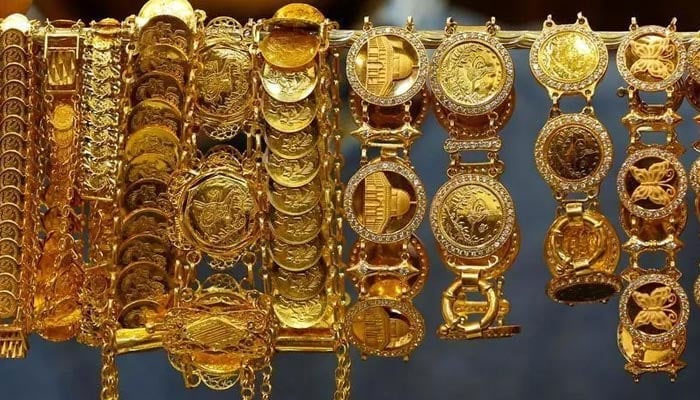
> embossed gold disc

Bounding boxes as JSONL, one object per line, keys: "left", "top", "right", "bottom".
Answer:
{"left": 273, "top": 292, "right": 327, "bottom": 329}
{"left": 261, "top": 62, "right": 318, "bottom": 103}
{"left": 430, "top": 31, "right": 513, "bottom": 115}
{"left": 269, "top": 205, "right": 322, "bottom": 244}
{"left": 269, "top": 236, "right": 323, "bottom": 272}
{"left": 116, "top": 261, "right": 173, "bottom": 306}
{"left": 125, "top": 125, "right": 180, "bottom": 163}
{"left": 344, "top": 160, "right": 426, "bottom": 243}
{"left": 266, "top": 177, "right": 321, "bottom": 215}
{"left": 271, "top": 261, "right": 326, "bottom": 301}
{"left": 617, "top": 148, "right": 687, "bottom": 220}
{"left": 260, "top": 30, "right": 320, "bottom": 70}
{"left": 347, "top": 26, "right": 428, "bottom": 106}
{"left": 264, "top": 148, "right": 320, "bottom": 188}
{"left": 530, "top": 16, "right": 607, "bottom": 98}
{"left": 534, "top": 113, "right": 612, "bottom": 193}
{"left": 267, "top": 3, "right": 325, "bottom": 28}
{"left": 616, "top": 25, "right": 687, "bottom": 92}
{"left": 125, "top": 153, "right": 176, "bottom": 184}
{"left": 430, "top": 174, "right": 515, "bottom": 258}
{"left": 261, "top": 92, "right": 316, "bottom": 133}
{"left": 265, "top": 123, "right": 319, "bottom": 159}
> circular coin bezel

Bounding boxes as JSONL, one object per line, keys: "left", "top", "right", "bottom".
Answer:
{"left": 430, "top": 31, "right": 513, "bottom": 116}
{"left": 616, "top": 25, "right": 687, "bottom": 92}
{"left": 346, "top": 26, "right": 428, "bottom": 107}
{"left": 430, "top": 173, "right": 515, "bottom": 258}
{"left": 535, "top": 113, "right": 613, "bottom": 193}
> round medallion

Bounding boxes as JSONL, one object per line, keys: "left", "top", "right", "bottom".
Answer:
{"left": 137, "top": 44, "right": 189, "bottom": 83}
{"left": 180, "top": 171, "right": 258, "bottom": 257}
{"left": 125, "top": 152, "right": 176, "bottom": 184}
{"left": 268, "top": 3, "right": 325, "bottom": 29}
{"left": 344, "top": 297, "right": 424, "bottom": 358}
{"left": 122, "top": 208, "right": 169, "bottom": 239}
{"left": 269, "top": 205, "right": 322, "bottom": 244}
{"left": 0, "top": 291, "right": 17, "bottom": 319}
{"left": 132, "top": 71, "right": 185, "bottom": 109}
{"left": 260, "top": 30, "right": 320, "bottom": 70}
{"left": 265, "top": 123, "right": 319, "bottom": 159}
{"left": 344, "top": 160, "right": 426, "bottom": 243}
{"left": 122, "top": 178, "right": 169, "bottom": 212}
{"left": 125, "top": 125, "right": 180, "bottom": 163}
{"left": 619, "top": 274, "right": 689, "bottom": 345}
{"left": 617, "top": 148, "right": 687, "bottom": 219}
{"left": 264, "top": 148, "right": 320, "bottom": 188}
{"left": 128, "top": 98, "right": 182, "bottom": 136}
{"left": 430, "top": 31, "right": 513, "bottom": 115}
{"left": 116, "top": 261, "right": 173, "bottom": 306}
{"left": 535, "top": 113, "right": 612, "bottom": 193}
{"left": 261, "top": 62, "right": 318, "bottom": 103}
{"left": 346, "top": 26, "right": 428, "bottom": 106}
{"left": 273, "top": 292, "right": 327, "bottom": 329}
{"left": 530, "top": 17, "right": 607, "bottom": 95}
{"left": 266, "top": 177, "right": 321, "bottom": 216}
{"left": 51, "top": 103, "right": 75, "bottom": 131}
{"left": 271, "top": 261, "right": 326, "bottom": 301}
{"left": 261, "top": 92, "right": 316, "bottom": 133}
{"left": 430, "top": 174, "right": 515, "bottom": 258}
{"left": 616, "top": 25, "right": 686, "bottom": 92}
{"left": 269, "top": 236, "right": 322, "bottom": 272}
{"left": 348, "top": 235, "right": 429, "bottom": 299}
{"left": 117, "top": 233, "right": 171, "bottom": 269}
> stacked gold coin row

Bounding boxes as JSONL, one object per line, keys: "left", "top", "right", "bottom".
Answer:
{"left": 0, "top": 14, "right": 38, "bottom": 359}
{"left": 615, "top": 19, "right": 689, "bottom": 381}
{"left": 33, "top": 20, "right": 84, "bottom": 342}
{"left": 343, "top": 18, "right": 429, "bottom": 359}
{"left": 111, "top": 8, "right": 198, "bottom": 341}
{"left": 430, "top": 19, "right": 520, "bottom": 340}
{"left": 77, "top": 19, "right": 126, "bottom": 347}
{"left": 687, "top": 37, "right": 700, "bottom": 310}
{"left": 258, "top": 5, "right": 339, "bottom": 351}
{"left": 530, "top": 14, "right": 621, "bottom": 306}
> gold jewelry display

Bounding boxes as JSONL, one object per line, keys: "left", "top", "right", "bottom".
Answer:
{"left": 615, "top": 18, "right": 689, "bottom": 381}
{"left": 429, "top": 18, "right": 519, "bottom": 340}
{"left": 530, "top": 14, "right": 621, "bottom": 305}
{"left": 343, "top": 16, "right": 428, "bottom": 359}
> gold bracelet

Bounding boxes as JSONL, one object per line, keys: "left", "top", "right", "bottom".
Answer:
{"left": 615, "top": 18, "right": 689, "bottom": 381}
{"left": 430, "top": 18, "right": 519, "bottom": 339}
{"left": 530, "top": 14, "right": 621, "bottom": 305}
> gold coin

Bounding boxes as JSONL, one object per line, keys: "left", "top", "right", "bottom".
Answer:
{"left": 182, "top": 171, "right": 259, "bottom": 258}
{"left": 269, "top": 205, "right": 322, "bottom": 244}
{"left": 122, "top": 178, "right": 170, "bottom": 212}
{"left": 0, "top": 133, "right": 25, "bottom": 154}
{"left": 128, "top": 98, "right": 182, "bottom": 136}
{"left": 271, "top": 261, "right": 326, "bottom": 301}
{"left": 273, "top": 292, "right": 327, "bottom": 329}
{"left": 269, "top": 236, "right": 323, "bottom": 272}
{"left": 125, "top": 153, "right": 176, "bottom": 184}
{"left": 267, "top": 177, "right": 321, "bottom": 215}
{"left": 0, "top": 291, "right": 17, "bottom": 319}
{"left": 344, "top": 297, "right": 424, "bottom": 358}
{"left": 538, "top": 31, "right": 599, "bottom": 83}
{"left": 261, "top": 92, "right": 316, "bottom": 133}
{"left": 137, "top": 43, "right": 189, "bottom": 82}
{"left": 117, "top": 233, "right": 171, "bottom": 269}
{"left": 0, "top": 272, "right": 18, "bottom": 294}
{"left": 260, "top": 30, "right": 320, "bottom": 70}
{"left": 269, "top": 3, "right": 325, "bottom": 28}
{"left": 51, "top": 103, "right": 75, "bottom": 131}
{"left": 122, "top": 208, "right": 169, "bottom": 239}
{"left": 125, "top": 125, "right": 180, "bottom": 163}
{"left": 132, "top": 71, "right": 185, "bottom": 109}
{"left": 261, "top": 62, "right": 317, "bottom": 103}
{"left": 265, "top": 123, "right": 319, "bottom": 159}
{"left": 137, "top": 0, "right": 197, "bottom": 32}
{"left": 264, "top": 148, "right": 320, "bottom": 188}
{"left": 0, "top": 256, "right": 18, "bottom": 276}
{"left": 116, "top": 261, "right": 173, "bottom": 306}
{"left": 430, "top": 174, "right": 515, "bottom": 259}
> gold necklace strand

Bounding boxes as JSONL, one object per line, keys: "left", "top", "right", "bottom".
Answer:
{"left": 33, "top": 19, "right": 85, "bottom": 342}
{"left": 690, "top": 36, "right": 700, "bottom": 307}
{"left": 530, "top": 14, "right": 621, "bottom": 305}
{"left": 343, "top": 16, "right": 428, "bottom": 359}
{"left": 430, "top": 18, "right": 520, "bottom": 339}
{"left": 615, "top": 18, "right": 689, "bottom": 382}
{"left": 0, "top": 13, "right": 37, "bottom": 359}
{"left": 77, "top": 18, "right": 126, "bottom": 348}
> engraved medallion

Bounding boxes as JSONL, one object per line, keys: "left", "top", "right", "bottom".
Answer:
{"left": 617, "top": 148, "right": 687, "bottom": 219}
{"left": 271, "top": 261, "right": 326, "bottom": 301}
{"left": 535, "top": 113, "right": 612, "bottom": 193}
{"left": 132, "top": 71, "right": 185, "bottom": 109}
{"left": 267, "top": 3, "right": 325, "bottom": 29}
{"left": 269, "top": 205, "right": 322, "bottom": 244}
{"left": 617, "top": 25, "right": 687, "bottom": 92}
{"left": 430, "top": 174, "right": 515, "bottom": 258}
{"left": 261, "top": 93, "right": 316, "bottom": 133}
{"left": 344, "top": 160, "right": 426, "bottom": 243}
{"left": 117, "top": 233, "right": 171, "bottom": 269}
{"left": 116, "top": 261, "right": 173, "bottom": 305}
{"left": 430, "top": 31, "right": 513, "bottom": 115}
{"left": 264, "top": 148, "right": 320, "bottom": 188}
{"left": 122, "top": 178, "right": 170, "bottom": 212}
{"left": 530, "top": 15, "right": 607, "bottom": 99}
{"left": 260, "top": 30, "right": 320, "bottom": 70}
{"left": 265, "top": 123, "right": 319, "bottom": 159}
{"left": 124, "top": 125, "right": 180, "bottom": 164}
{"left": 128, "top": 98, "right": 182, "bottom": 136}
{"left": 125, "top": 152, "right": 176, "bottom": 184}
{"left": 51, "top": 103, "right": 75, "bottom": 131}
{"left": 344, "top": 297, "right": 424, "bottom": 358}
{"left": 347, "top": 26, "right": 428, "bottom": 106}
{"left": 137, "top": 43, "right": 189, "bottom": 82}
{"left": 269, "top": 236, "right": 322, "bottom": 272}
{"left": 137, "top": 0, "right": 197, "bottom": 35}
{"left": 261, "top": 62, "right": 317, "bottom": 103}
{"left": 273, "top": 292, "right": 327, "bottom": 329}
{"left": 266, "top": 177, "right": 321, "bottom": 215}
{"left": 0, "top": 291, "right": 17, "bottom": 319}
{"left": 122, "top": 208, "right": 169, "bottom": 239}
